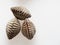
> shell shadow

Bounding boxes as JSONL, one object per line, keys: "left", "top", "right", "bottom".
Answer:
{"left": 11, "top": 0, "right": 34, "bottom": 5}
{"left": 6, "top": 32, "right": 36, "bottom": 45}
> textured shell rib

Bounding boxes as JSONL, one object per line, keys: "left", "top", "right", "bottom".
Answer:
{"left": 22, "top": 19, "right": 36, "bottom": 40}
{"left": 11, "top": 6, "right": 31, "bottom": 20}
{"left": 6, "top": 18, "right": 21, "bottom": 39}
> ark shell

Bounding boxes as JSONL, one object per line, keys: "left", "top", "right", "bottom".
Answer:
{"left": 11, "top": 6, "right": 31, "bottom": 20}
{"left": 21, "top": 19, "right": 36, "bottom": 40}
{"left": 6, "top": 18, "right": 21, "bottom": 39}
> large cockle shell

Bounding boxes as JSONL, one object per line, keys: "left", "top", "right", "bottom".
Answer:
{"left": 22, "top": 19, "right": 36, "bottom": 40}
{"left": 11, "top": 6, "right": 31, "bottom": 20}
{"left": 6, "top": 18, "right": 21, "bottom": 39}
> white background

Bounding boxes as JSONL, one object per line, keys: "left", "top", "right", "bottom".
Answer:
{"left": 0, "top": 0, "right": 60, "bottom": 45}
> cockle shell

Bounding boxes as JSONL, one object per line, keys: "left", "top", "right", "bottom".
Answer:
{"left": 21, "top": 19, "right": 36, "bottom": 40}
{"left": 6, "top": 18, "right": 21, "bottom": 39}
{"left": 11, "top": 6, "right": 31, "bottom": 20}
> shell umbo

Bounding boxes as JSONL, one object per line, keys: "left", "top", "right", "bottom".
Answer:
{"left": 6, "top": 18, "right": 21, "bottom": 39}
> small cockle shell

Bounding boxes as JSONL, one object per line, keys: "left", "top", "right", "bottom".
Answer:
{"left": 21, "top": 19, "right": 36, "bottom": 40}
{"left": 11, "top": 6, "right": 31, "bottom": 20}
{"left": 6, "top": 18, "right": 21, "bottom": 39}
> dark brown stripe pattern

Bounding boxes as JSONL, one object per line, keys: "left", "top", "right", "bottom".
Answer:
{"left": 11, "top": 6, "right": 31, "bottom": 20}
{"left": 6, "top": 18, "right": 21, "bottom": 39}
{"left": 22, "top": 19, "right": 36, "bottom": 40}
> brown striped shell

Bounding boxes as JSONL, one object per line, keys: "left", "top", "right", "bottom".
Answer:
{"left": 11, "top": 6, "right": 31, "bottom": 20}
{"left": 6, "top": 18, "right": 21, "bottom": 39}
{"left": 21, "top": 19, "right": 36, "bottom": 40}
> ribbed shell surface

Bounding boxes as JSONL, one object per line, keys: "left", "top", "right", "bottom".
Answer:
{"left": 22, "top": 19, "right": 36, "bottom": 40}
{"left": 6, "top": 18, "right": 21, "bottom": 39}
{"left": 11, "top": 6, "right": 31, "bottom": 20}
